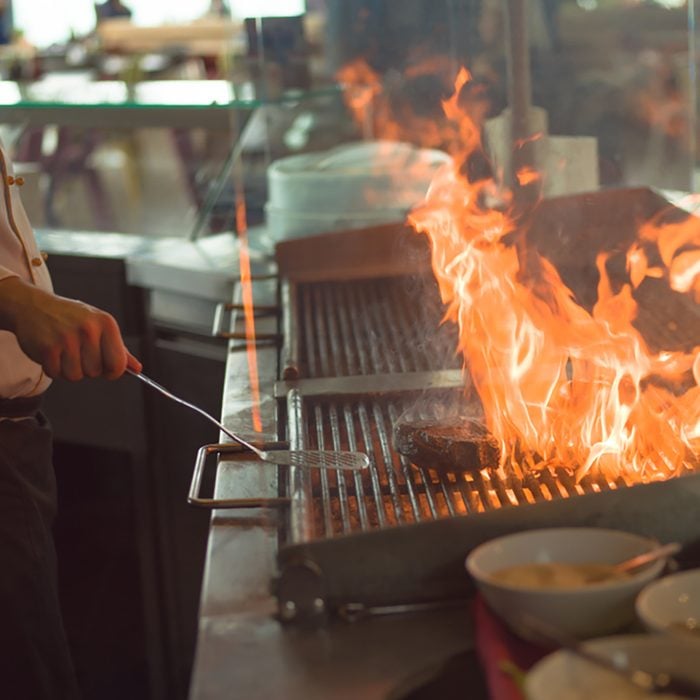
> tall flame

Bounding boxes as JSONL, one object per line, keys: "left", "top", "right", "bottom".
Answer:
{"left": 336, "top": 59, "right": 491, "bottom": 150}
{"left": 409, "top": 69, "right": 700, "bottom": 481}
{"left": 235, "top": 175, "right": 262, "bottom": 434}
{"left": 638, "top": 205, "right": 700, "bottom": 302}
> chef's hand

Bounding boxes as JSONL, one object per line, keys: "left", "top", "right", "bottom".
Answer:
{"left": 0, "top": 276, "right": 142, "bottom": 381}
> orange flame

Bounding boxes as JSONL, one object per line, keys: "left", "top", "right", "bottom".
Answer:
{"left": 409, "top": 71, "right": 700, "bottom": 481}
{"left": 336, "top": 59, "right": 490, "bottom": 151}
{"left": 638, "top": 206, "right": 700, "bottom": 302}
{"left": 236, "top": 195, "right": 263, "bottom": 434}
{"left": 336, "top": 58, "right": 383, "bottom": 136}
{"left": 516, "top": 167, "right": 541, "bottom": 187}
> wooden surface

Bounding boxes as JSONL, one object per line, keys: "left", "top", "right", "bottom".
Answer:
{"left": 97, "top": 18, "right": 245, "bottom": 55}
{"left": 275, "top": 222, "right": 432, "bottom": 283}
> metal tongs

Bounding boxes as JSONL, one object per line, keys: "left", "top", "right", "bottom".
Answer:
{"left": 128, "top": 369, "right": 369, "bottom": 471}
{"left": 522, "top": 615, "right": 700, "bottom": 698}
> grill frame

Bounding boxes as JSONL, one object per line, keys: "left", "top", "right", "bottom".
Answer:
{"left": 270, "top": 189, "right": 700, "bottom": 621}
{"left": 277, "top": 270, "right": 697, "bottom": 545}
{"left": 275, "top": 472, "right": 700, "bottom": 622}
{"left": 277, "top": 380, "right": 646, "bottom": 543}
{"left": 272, "top": 269, "right": 700, "bottom": 622}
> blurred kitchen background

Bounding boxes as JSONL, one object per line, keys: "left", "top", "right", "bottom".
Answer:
{"left": 0, "top": 0, "right": 696, "bottom": 699}
{"left": 2, "top": 0, "right": 696, "bottom": 236}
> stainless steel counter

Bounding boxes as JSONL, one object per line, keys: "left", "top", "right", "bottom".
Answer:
{"left": 188, "top": 279, "right": 475, "bottom": 700}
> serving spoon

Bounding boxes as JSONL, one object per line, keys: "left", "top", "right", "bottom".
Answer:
{"left": 613, "top": 542, "right": 681, "bottom": 575}
{"left": 127, "top": 369, "right": 369, "bottom": 471}
{"left": 575, "top": 542, "right": 682, "bottom": 584}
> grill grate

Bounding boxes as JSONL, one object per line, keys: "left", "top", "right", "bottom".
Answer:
{"left": 300, "top": 394, "right": 633, "bottom": 539}
{"left": 299, "top": 276, "right": 461, "bottom": 377}
{"left": 288, "top": 274, "right": 697, "bottom": 542}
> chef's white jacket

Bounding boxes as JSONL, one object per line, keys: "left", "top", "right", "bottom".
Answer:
{"left": 0, "top": 145, "right": 53, "bottom": 398}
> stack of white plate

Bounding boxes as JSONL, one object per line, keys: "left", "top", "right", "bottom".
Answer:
{"left": 265, "top": 140, "right": 450, "bottom": 241}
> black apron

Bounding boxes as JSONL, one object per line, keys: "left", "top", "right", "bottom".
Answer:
{"left": 0, "top": 396, "right": 80, "bottom": 699}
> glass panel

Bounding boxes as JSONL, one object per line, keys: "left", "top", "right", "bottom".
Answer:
{"left": 0, "top": 1, "right": 695, "bottom": 238}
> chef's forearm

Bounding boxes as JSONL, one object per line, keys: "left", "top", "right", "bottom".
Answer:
{"left": 0, "top": 274, "right": 36, "bottom": 334}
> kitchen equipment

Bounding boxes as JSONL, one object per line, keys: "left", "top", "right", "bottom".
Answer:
{"left": 465, "top": 528, "right": 667, "bottom": 639}
{"left": 265, "top": 188, "right": 700, "bottom": 622}
{"left": 525, "top": 632, "right": 700, "bottom": 700}
{"left": 187, "top": 189, "right": 700, "bottom": 700}
{"left": 128, "top": 369, "right": 369, "bottom": 471}
{"left": 189, "top": 187, "right": 699, "bottom": 627}
{"left": 613, "top": 542, "right": 682, "bottom": 577}
{"left": 636, "top": 569, "right": 700, "bottom": 639}
{"left": 265, "top": 140, "right": 450, "bottom": 241}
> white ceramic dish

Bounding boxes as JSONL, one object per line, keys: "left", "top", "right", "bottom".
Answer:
{"left": 636, "top": 568, "right": 700, "bottom": 641}
{"left": 525, "top": 634, "right": 700, "bottom": 700}
{"left": 465, "top": 527, "right": 666, "bottom": 639}
{"left": 267, "top": 140, "right": 450, "bottom": 213}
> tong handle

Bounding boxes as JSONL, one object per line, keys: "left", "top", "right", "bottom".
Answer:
{"left": 127, "top": 368, "right": 260, "bottom": 457}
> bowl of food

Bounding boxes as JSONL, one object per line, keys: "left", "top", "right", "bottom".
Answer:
{"left": 525, "top": 634, "right": 700, "bottom": 700}
{"left": 636, "top": 568, "right": 700, "bottom": 641}
{"left": 465, "top": 527, "right": 668, "bottom": 639}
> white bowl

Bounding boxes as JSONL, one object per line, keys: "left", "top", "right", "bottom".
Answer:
{"left": 636, "top": 568, "right": 700, "bottom": 641}
{"left": 525, "top": 634, "right": 700, "bottom": 700}
{"left": 465, "top": 527, "right": 666, "bottom": 639}
{"left": 267, "top": 140, "right": 450, "bottom": 213}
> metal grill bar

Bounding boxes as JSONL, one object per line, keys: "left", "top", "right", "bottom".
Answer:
{"left": 354, "top": 282, "right": 392, "bottom": 374}
{"left": 387, "top": 402, "right": 432, "bottom": 523}
{"left": 333, "top": 284, "right": 362, "bottom": 376}
{"left": 364, "top": 282, "right": 413, "bottom": 373}
{"left": 328, "top": 404, "right": 351, "bottom": 535}
{"left": 321, "top": 283, "right": 348, "bottom": 377}
{"left": 370, "top": 406, "right": 404, "bottom": 524}
{"left": 298, "top": 277, "right": 461, "bottom": 378}
{"left": 313, "top": 404, "right": 334, "bottom": 536}
{"left": 302, "top": 284, "right": 319, "bottom": 377}
{"left": 356, "top": 402, "right": 388, "bottom": 529}
{"left": 387, "top": 280, "right": 437, "bottom": 372}
{"left": 343, "top": 403, "right": 370, "bottom": 531}
{"left": 281, "top": 280, "right": 300, "bottom": 380}
{"left": 314, "top": 284, "right": 338, "bottom": 376}
{"left": 287, "top": 389, "right": 314, "bottom": 543}
{"left": 334, "top": 283, "right": 366, "bottom": 375}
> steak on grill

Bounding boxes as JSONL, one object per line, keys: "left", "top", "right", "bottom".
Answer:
{"left": 393, "top": 418, "right": 500, "bottom": 473}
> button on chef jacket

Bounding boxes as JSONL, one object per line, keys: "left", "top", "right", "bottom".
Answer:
{"left": 0, "top": 146, "right": 53, "bottom": 398}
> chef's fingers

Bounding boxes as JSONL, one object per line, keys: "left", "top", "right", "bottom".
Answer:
{"left": 126, "top": 352, "right": 142, "bottom": 373}
{"left": 59, "top": 335, "right": 84, "bottom": 382}
{"left": 41, "top": 345, "right": 62, "bottom": 380}
{"left": 99, "top": 316, "right": 129, "bottom": 380}
{"left": 80, "top": 325, "right": 103, "bottom": 379}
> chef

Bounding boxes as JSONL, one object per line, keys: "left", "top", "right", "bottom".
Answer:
{"left": 0, "top": 144, "right": 140, "bottom": 697}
